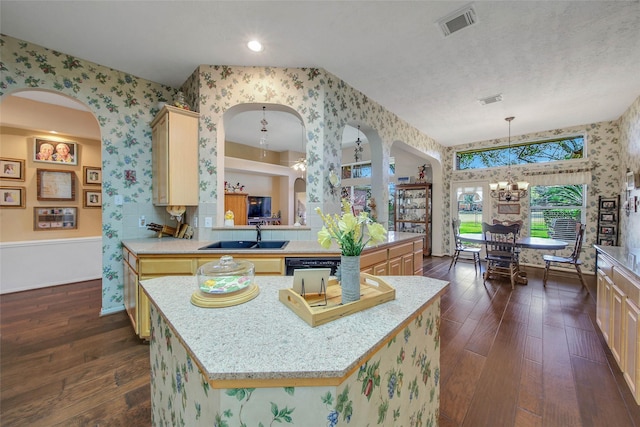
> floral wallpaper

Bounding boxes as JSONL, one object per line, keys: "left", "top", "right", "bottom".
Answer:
{"left": 0, "top": 35, "right": 447, "bottom": 313}
{"left": 1, "top": 33, "right": 637, "bottom": 313}
{"left": 181, "top": 65, "right": 444, "bottom": 237}
{"left": 618, "top": 95, "right": 640, "bottom": 250}
{"left": 149, "top": 301, "right": 441, "bottom": 426}
{"left": 0, "top": 35, "right": 175, "bottom": 313}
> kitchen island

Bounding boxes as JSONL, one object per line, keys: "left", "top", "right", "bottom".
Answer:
{"left": 141, "top": 274, "right": 448, "bottom": 426}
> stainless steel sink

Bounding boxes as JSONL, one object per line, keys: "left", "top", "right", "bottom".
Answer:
{"left": 198, "top": 240, "right": 289, "bottom": 250}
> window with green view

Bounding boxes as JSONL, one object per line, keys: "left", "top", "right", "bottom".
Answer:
{"left": 530, "top": 185, "right": 585, "bottom": 240}
{"left": 456, "top": 135, "right": 584, "bottom": 171}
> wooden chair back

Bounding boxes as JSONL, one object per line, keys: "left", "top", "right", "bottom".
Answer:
{"left": 570, "top": 222, "right": 586, "bottom": 262}
{"left": 482, "top": 222, "right": 518, "bottom": 258}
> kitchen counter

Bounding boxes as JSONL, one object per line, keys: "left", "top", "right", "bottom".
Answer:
{"left": 594, "top": 245, "right": 640, "bottom": 280}
{"left": 141, "top": 274, "right": 449, "bottom": 426}
{"left": 122, "top": 230, "right": 422, "bottom": 255}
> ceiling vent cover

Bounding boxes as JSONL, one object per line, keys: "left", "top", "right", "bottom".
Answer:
{"left": 438, "top": 5, "right": 477, "bottom": 37}
{"left": 478, "top": 94, "right": 503, "bottom": 105}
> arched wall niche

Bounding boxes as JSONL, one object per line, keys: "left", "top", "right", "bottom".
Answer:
{"left": 391, "top": 140, "right": 444, "bottom": 256}
{"left": 219, "top": 103, "right": 307, "bottom": 225}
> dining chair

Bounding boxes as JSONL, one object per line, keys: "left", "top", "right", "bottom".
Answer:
{"left": 542, "top": 222, "right": 588, "bottom": 293}
{"left": 449, "top": 219, "right": 482, "bottom": 273}
{"left": 482, "top": 222, "right": 519, "bottom": 289}
{"left": 492, "top": 219, "right": 523, "bottom": 265}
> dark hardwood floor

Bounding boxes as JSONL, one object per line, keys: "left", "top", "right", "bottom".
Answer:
{"left": 1, "top": 258, "right": 639, "bottom": 426}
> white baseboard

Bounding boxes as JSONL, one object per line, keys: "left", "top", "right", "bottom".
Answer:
{"left": 0, "top": 237, "right": 102, "bottom": 294}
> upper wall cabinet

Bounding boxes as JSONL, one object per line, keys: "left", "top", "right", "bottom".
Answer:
{"left": 151, "top": 105, "right": 199, "bottom": 206}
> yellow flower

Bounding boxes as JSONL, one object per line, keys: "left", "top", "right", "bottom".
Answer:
{"left": 317, "top": 226, "right": 333, "bottom": 249}
{"left": 316, "top": 200, "right": 387, "bottom": 256}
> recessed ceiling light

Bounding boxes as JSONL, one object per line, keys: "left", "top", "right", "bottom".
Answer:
{"left": 247, "top": 40, "right": 263, "bottom": 52}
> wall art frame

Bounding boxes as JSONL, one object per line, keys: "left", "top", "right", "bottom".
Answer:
{"left": 598, "top": 238, "right": 614, "bottom": 246}
{"left": 599, "top": 212, "right": 616, "bottom": 223}
{"left": 36, "top": 168, "right": 76, "bottom": 201}
{"left": 34, "top": 138, "right": 78, "bottom": 165}
{"left": 600, "top": 199, "right": 617, "bottom": 210}
{"left": 34, "top": 207, "right": 77, "bottom": 230}
{"left": 83, "top": 166, "right": 102, "bottom": 185}
{"left": 83, "top": 189, "right": 102, "bottom": 208}
{"left": 0, "top": 157, "right": 25, "bottom": 181}
{"left": 497, "top": 204, "right": 520, "bottom": 215}
{"left": 0, "top": 186, "right": 26, "bottom": 208}
{"left": 600, "top": 225, "right": 616, "bottom": 235}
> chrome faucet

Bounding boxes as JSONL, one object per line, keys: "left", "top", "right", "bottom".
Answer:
{"left": 256, "top": 224, "right": 262, "bottom": 242}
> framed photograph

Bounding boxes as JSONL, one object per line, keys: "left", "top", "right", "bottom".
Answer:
{"left": 0, "top": 158, "right": 25, "bottom": 181}
{"left": 34, "top": 138, "right": 78, "bottom": 165}
{"left": 498, "top": 204, "right": 520, "bottom": 214}
{"left": 34, "top": 207, "right": 77, "bottom": 230}
{"left": 627, "top": 170, "right": 638, "bottom": 190}
{"left": 600, "top": 226, "right": 615, "bottom": 235}
{"left": 598, "top": 238, "right": 614, "bottom": 246}
{"left": 83, "top": 189, "right": 102, "bottom": 208}
{"left": 0, "top": 186, "right": 26, "bottom": 208}
{"left": 498, "top": 191, "right": 519, "bottom": 202}
{"left": 600, "top": 212, "right": 616, "bottom": 222}
{"left": 600, "top": 199, "right": 617, "bottom": 210}
{"left": 83, "top": 166, "right": 102, "bottom": 185}
{"left": 36, "top": 169, "right": 76, "bottom": 201}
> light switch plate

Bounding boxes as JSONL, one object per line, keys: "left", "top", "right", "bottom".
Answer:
{"left": 204, "top": 217, "right": 213, "bottom": 228}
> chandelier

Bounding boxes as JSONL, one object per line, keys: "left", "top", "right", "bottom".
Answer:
{"left": 354, "top": 125, "right": 363, "bottom": 162}
{"left": 259, "top": 106, "right": 268, "bottom": 158}
{"left": 292, "top": 120, "right": 307, "bottom": 172}
{"left": 489, "top": 116, "right": 529, "bottom": 201}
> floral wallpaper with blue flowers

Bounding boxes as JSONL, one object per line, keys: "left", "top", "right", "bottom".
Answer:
{"left": 149, "top": 301, "right": 440, "bottom": 426}
{"left": 1, "top": 33, "right": 638, "bottom": 314}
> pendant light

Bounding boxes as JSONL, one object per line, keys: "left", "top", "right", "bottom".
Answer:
{"left": 259, "top": 106, "right": 268, "bottom": 158}
{"left": 489, "top": 116, "right": 529, "bottom": 201}
{"left": 292, "top": 120, "right": 307, "bottom": 172}
{"left": 354, "top": 125, "right": 363, "bottom": 162}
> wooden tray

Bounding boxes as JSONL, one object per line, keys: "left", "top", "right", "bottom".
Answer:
{"left": 278, "top": 273, "right": 395, "bottom": 327}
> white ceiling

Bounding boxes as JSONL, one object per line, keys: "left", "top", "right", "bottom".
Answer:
{"left": 1, "top": 1, "right": 639, "bottom": 147}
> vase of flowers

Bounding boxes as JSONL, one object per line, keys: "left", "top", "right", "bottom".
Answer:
{"left": 315, "top": 200, "right": 387, "bottom": 304}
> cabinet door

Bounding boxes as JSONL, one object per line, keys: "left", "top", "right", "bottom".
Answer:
{"left": 596, "top": 269, "right": 612, "bottom": 343}
{"left": 596, "top": 269, "right": 611, "bottom": 342}
{"left": 611, "top": 283, "right": 625, "bottom": 367}
{"left": 623, "top": 298, "right": 640, "bottom": 404}
{"left": 389, "top": 257, "right": 402, "bottom": 275}
{"left": 123, "top": 259, "right": 138, "bottom": 333}
{"left": 401, "top": 253, "right": 413, "bottom": 276}
{"left": 152, "top": 114, "right": 169, "bottom": 205}
{"left": 373, "top": 262, "right": 388, "bottom": 276}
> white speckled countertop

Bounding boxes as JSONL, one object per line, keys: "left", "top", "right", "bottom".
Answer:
{"left": 123, "top": 231, "right": 421, "bottom": 255}
{"left": 140, "top": 275, "right": 448, "bottom": 384}
{"left": 594, "top": 245, "right": 640, "bottom": 279}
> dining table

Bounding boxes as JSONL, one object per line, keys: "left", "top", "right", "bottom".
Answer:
{"left": 458, "top": 233, "right": 569, "bottom": 250}
{"left": 457, "top": 233, "right": 569, "bottom": 284}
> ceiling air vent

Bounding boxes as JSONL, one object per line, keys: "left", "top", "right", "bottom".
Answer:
{"left": 478, "top": 94, "right": 503, "bottom": 105}
{"left": 438, "top": 4, "right": 477, "bottom": 37}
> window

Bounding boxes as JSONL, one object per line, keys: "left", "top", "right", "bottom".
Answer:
{"left": 530, "top": 185, "right": 585, "bottom": 240}
{"left": 456, "top": 136, "right": 584, "bottom": 171}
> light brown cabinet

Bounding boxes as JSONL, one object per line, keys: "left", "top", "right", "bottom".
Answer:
{"left": 595, "top": 250, "right": 640, "bottom": 404}
{"left": 224, "top": 193, "right": 248, "bottom": 225}
{"left": 151, "top": 105, "right": 199, "bottom": 206}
